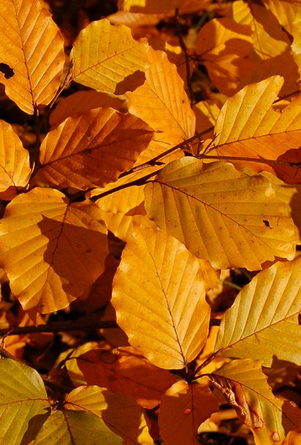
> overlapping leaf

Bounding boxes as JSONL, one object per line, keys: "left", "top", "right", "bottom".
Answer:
{"left": 112, "top": 225, "right": 215, "bottom": 369}
{"left": 0, "top": 0, "right": 65, "bottom": 114}
{"left": 127, "top": 47, "right": 196, "bottom": 145}
{"left": 215, "top": 257, "right": 301, "bottom": 366}
{"left": 0, "top": 359, "right": 50, "bottom": 444}
{"left": 77, "top": 346, "right": 177, "bottom": 408}
{"left": 145, "top": 158, "right": 296, "bottom": 270}
{"left": 0, "top": 188, "right": 108, "bottom": 317}
{"left": 210, "top": 359, "right": 301, "bottom": 444}
{"left": 36, "top": 107, "right": 153, "bottom": 190}
{"left": 211, "top": 76, "right": 301, "bottom": 183}
{"left": 71, "top": 18, "right": 149, "bottom": 94}
{"left": 34, "top": 410, "right": 122, "bottom": 445}
{"left": 65, "top": 386, "right": 153, "bottom": 444}
{"left": 0, "top": 120, "right": 31, "bottom": 199}
{"left": 262, "top": 0, "right": 301, "bottom": 34}
{"left": 118, "top": 0, "right": 179, "bottom": 13}
{"left": 159, "top": 381, "right": 218, "bottom": 445}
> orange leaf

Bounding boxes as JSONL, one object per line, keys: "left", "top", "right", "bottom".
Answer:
{"left": 0, "top": 120, "right": 31, "bottom": 200}
{"left": 77, "top": 346, "right": 177, "bottom": 409}
{"left": 159, "top": 381, "right": 218, "bottom": 445}
{"left": 0, "top": 0, "right": 65, "bottom": 114}
{"left": 36, "top": 107, "right": 153, "bottom": 190}
{"left": 0, "top": 189, "right": 108, "bottom": 318}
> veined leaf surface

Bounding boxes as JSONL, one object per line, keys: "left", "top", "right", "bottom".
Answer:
{"left": 210, "top": 359, "right": 301, "bottom": 444}
{"left": 111, "top": 225, "right": 215, "bottom": 369}
{"left": 71, "top": 18, "right": 149, "bottom": 94}
{"left": 215, "top": 257, "right": 301, "bottom": 366}
{"left": 0, "top": 0, "right": 65, "bottom": 114}
{"left": 0, "top": 359, "right": 50, "bottom": 444}
{"left": 145, "top": 158, "right": 296, "bottom": 270}
{"left": 36, "top": 107, "right": 153, "bottom": 190}
{"left": 0, "top": 188, "right": 108, "bottom": 318}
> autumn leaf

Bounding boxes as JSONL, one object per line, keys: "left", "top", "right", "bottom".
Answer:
{"left": 65, "top": 386, "right": 153, "bottom": 444}
{"left": 211, "top": 76, "right": 301, "bottom": 184}
{"left": 0, "top": 188, "right": 108, "bottom": 317}
{"left": 215, "top": 257, "right": 301, "bottom": 367}
{"left": 0, "top": 0, "right": 65, "bottom": 114}
{"left": 70, "top": 18, "right": 149, "bottom": 95}
{"left": 118, "top": 0, "right": 179, "bottom": 14}
{"left": 0, "top": 359, "right": 50, "bottom": 444}
{"left": 112, "top": 225, "right": 215, "bottom": 369}
{"left": 0, "top": 120, "right": 31, "bottom": 200}
{"left": 210, "top": 359, "right": 301, "bottom": 444}
{"left": 35, "top": 107, "right": 153, "bottom": 190}
{"left": 145, "top": 158, "right": 296, "bottom": 270}
{"left": 159, "top": 381, "right": 218, "bottom": 445}
{"left": 77, "top": 346, "right": 177, "bottom": 408}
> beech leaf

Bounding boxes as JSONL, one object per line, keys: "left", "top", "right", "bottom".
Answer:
{"left": 210, "top": 359, "right": 301, "bottom": 444}
{"left": 65, "top": 386, "right": 153, "bottom": 444}
{"left": 144, "top": 158, "right": 296, "bottom": 270}
{"left": 77, "top": 346, "right": 177, "bottom": 409}
{"left": 159, "top": 381, "right": 218, "bottom": 445}
{"left": 215, "top": 257, "right": 301, "bottom": 367}
{"left": 0, "top": 120, "right": 31, "bottom": 199}
{"left": 0, "top": 359, "right": 50, "bottom": 444}
{"left": 70, "top": 18, "right": 149, "bottom": 95}
{"left": 111, "top": 225, "right": 215, "bottom": 369}
{"left": 0, "top": 0, "right": 65, "bottom": 114}
{"left": 36, "top": 107, "right": 153, "bottom": 190}
{"left": 0, "top": 188, "right": 108, "bottom": 317}
{"left": 118, "top": 0, "right": 179, "bottom": 14}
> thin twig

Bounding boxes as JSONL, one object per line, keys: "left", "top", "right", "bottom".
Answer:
{"left": 199, "top": 153, "right": 301, "bottom": 168}
{"left": 0, "top": 319, "right": 118, "bottom": 337}
{"left": 175, "top": 8, "right": 194, "bottom": 104}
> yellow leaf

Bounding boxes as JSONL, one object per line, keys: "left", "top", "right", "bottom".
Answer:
{"left": 0, "top": 120, "right": 31, "bottom": 200}
{"left": 0, "top": 189, "right": 108, "bottom": 318}
{"left": 49, "top": 91, "right": 125, "bottom": 127}
{"left": 262, "top": 0, "right": 301, "bottom": 34}
{"left": 127, "top": 47, "right": 196, "bottom": 145}
{"left": 159, "top": 381, "right": 218, "bottom": 445}
{"left": 210, "top": 359, "right": 301, "bottom": 445}
{"left": 195, "top": 18, "right": 253, "bottom": 96}
{"left": 233, "top": 1, "right": 290, "bottom": 59}
{"left": 118, "top": 0, "right": 179, "bottom": 13}
{"left": 212, "top": 76, "right": 301, "bottom": 184}
{"left": 70, "top": 18, "right": 149, "bottom": 95}
{"left": 144, "top": 158, "right": 296, "bottom": 270}
{"left": 77, "top": 346, "right": 177, "bottom": 409}
{"left": 65, "top": 386, "right": 153, "bottom": 444}
{"left": 215, "top": 258, "right": 301, "bottom": 367}
{"left": 283, "top": 431, "right": 301, "bottom": 445}
{"left": 292, "top": 15, "right": 301, "bottom": 85}
{"left": 0, "top": 0, "right": 65, "bottom": 114}
{"left": 111, "top": 225, "right": 215, "bottom": 369}
{"left": 35, "top": 107, "right": 153, "bottom": 190}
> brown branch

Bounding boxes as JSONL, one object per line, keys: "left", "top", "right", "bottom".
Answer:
{"left": 175, "top": 8, "right": 194, "bottom": 104}
{"left": 0, "top": 319, "right": 118, "bottom": 337}
{"left": 200, "top": 153, "right": 301, "bottom": 169}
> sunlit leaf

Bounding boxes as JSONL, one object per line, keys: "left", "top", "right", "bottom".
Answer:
{"left": 127, "top": 47, "right": 196, "bottom": 145}
{"left": 0, "top": 359, "right": 50, "bottom": 444}
{"left": 212, "top": 76, "right": 301, "bottom": 184}
{"left": 77, "top": 346, "right": 177, "bottom": 408}
{"left": 292, "top": 15, "right": 301, "bottom": 84}
{"left": 71, "top": 18, "right": 149, "bottom": 94}
{"left": 159, "top": 381, "right": 218, "bottom": 445}
{"left": 262, "top": 0, "right": 301, "bottom": 34}
{"left": 49, "top": 91, "right": 125, "bottom": 127}
{"left": 111, "top": 225, "right": 215, "bottom": 369}
{"left": 210, "top": 359, "right": 301, "bottom": 444}
{"left": 0, "top": 120, "right": 31, "bottom": 200}
{"left": 145, "top": 158, "right": 296, "bottom": 270}
{"left": 215, "top": 257, "right": 301, "bottom": 367}
{"left": 233, "top": 1, "right": 290, "bottom": 59}
{"left": 34, "top": 409, "right": 122, "bottom": 445}
{"left": 35, "top": 107, "right": 153, "bottom": 190}
{"left": 195, "top": 18, "right": 253, "bottom": 96}
{"left": 65, "top": 386, "right": 153, "bottom": 444}
{"left": 0, "top": 0, "right": 65, "bottom": 114}
{"left": 0, "top": 188, "right": 108, "bottom": 318}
